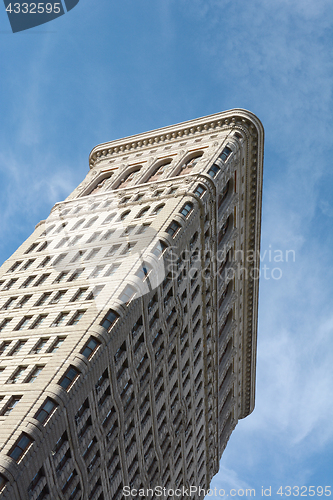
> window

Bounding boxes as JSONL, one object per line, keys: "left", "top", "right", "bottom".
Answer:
{"left": 148, "top": 160, "right": 172, "bottom": 182}
{"left": 121, "top": 242, "right": 137, "bottom": 255}
{"left": 48, "top": 337, "right": 66, "bottom": 353}
{"left": 119, "top": 285, "right": 136, "bottom": 304}
{"left": 194, "top": 184, "right": 206, "bottom": 197}
{"left": 25, "top": 243, "right": 38, "bottom": 254}
{"left": 0, "top": 341, "right": 11, "bottom": 355}
{"left": 2, "top": 297, "right": 17, "bottom": 310}
{"left": 87, "top": 231, "right": 101, "bottom": 243}
{"left": 180, "top": 202, "right": 193, "bottom": 217}
{"left": 68, "top": 310, "right": 86, "bottom": 325}
{"left": 151, "top": 204, "right": 165, "bottom": 215}
{"left": 53, "top": 271, "right": 69, "bottom": 283}
{"left": 90, "top": 265, "right": 105, "bottom": 278}
{"left": 30, "top": 314, "right": 47, "bottom": 329}
{"left": 89, "top": 175, "right": 112, "bottom": 195}
{"left": 121, "top": 225, "right": 135, "bottom": 237}
{"left": 0, "top": 318, "right": 12, "bottom": 332}
{"left": 38, "top": 256, "right": 51, "bottom": 268}
{"left": 86, "top": 248, "right": 100, "bottom": 260}
{"left": 59, "top": 366, "right": 80, "bottom": 391}
{"left": 116, "top": 168, "right": 141, "bottom": 189}
{"left": 37, "top": 241, "right": 48, "bottom": 252}
{"left": 35, "top": 398, "right": 57, "bottom": 424}
{"left": 166, "top": 221, "right": 181, "bottom": 237}
{"left": 49, "top": 290, "right": 66, "bottom": 304}
{"left": 0, "top": 396, "right": 22, "bottom": 416}
{"left": 84, "top": 216, "right": 98, "bottom": 229}
{"left": 9, "top": 433, "right": 33, "bottom": 462}
{"left": 151, "top": 241, "right": 167, "bottom": 257}
{"left": 68, "top": 268, "right": 84, "bottom": 281}
{"left": 4, "top": 278, "right": 18, "bottom": 290}
{"left": 28, "top": 467, "right": 45, "bottom": 496}
{"left": 81, "top": 337, "right": 100, "bottom": 359}
{"left": 34, "top": 292, "right": 52, "bottom": 307}
{"left": 207, "top": 163, "right": 220, "bottom": 178}
{"left": 26, "top": 365, "right": 44, "bottom": 383}
{"left": 100, "top": 309, "right": 119, "bottom": 331}
{"left": 9, "top": 340, "right": 27, "bottom": 355}
{"left": 220, "top": 145, "right": 232, "bottom": 161}
{"left": 102, "top": 229, "right": 115, "bottom": 240}
{"left": 22, "top": 259, "right": 35, "bottom": 270}
{"left": 178, "top": 153, "right": 203, "bottom": 175}
{"left": 8, "top": 261, "right": 22, "bottom": 272}
{"left": 69, "top": 235, "right": 83, "bottom": 246}
{"left": 72, "top": 219, "right": 85, "bottom": 231}
{"left": 15, "top": 316, "right": 32, "bottom": 330}
{"left": 120, "top": 210, "right": 130, "bottom": 221}
{"left": 106, "top": 244, "right": 121, "bottom": 257}
{"left": 55, "top": 237, "right": 70, "bottom": 249}
{"left": 137, "top": 223, "right": 151, "bottom": 234}
{"left": 71, "top": 250, "right": 86, "bottom": 263}
{"left": 7, "top": 366, "right": 27, "bottom": 384}
{"left": 86, "top": 285, "right": 104, "bottom": 300}
{"left": 15, "top": 295, "right": 32, "bottom": 308}
{"left": 70, "top": 288, "right": 88, "bottom": 302}
{"left": 136, "top": 263, "right": 152, "bottom": 280}
{"left": 135, "top": 207, "right": 149, "bottom": 219}
{"left": 30, "top": 338, "right": 49, "bottom": 354}
{"left": 51, "top": 312, "right": 69, "bottom": 327}
{"left": 104, "top": 263, "right": 120, "bottom": 277}
{"left": 102, "top": 213, "right": 116, "bottom": 224}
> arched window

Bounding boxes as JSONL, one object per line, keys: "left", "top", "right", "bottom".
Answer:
{"left": 147, "top": 160, "right": 172, "bottom": 183}
{"left": 151, "top": 204, "right": 165, "bottom": 215}
{"left": 135, "top": 207, "right": 150, "bottom": 219}
{"left": 116, "top": 168, "right": 141, "bottom": 189}
{"left": 88, "top": 175, "right": 112, "bottom": 195}
{"left": 120, "top": 210, "right": 131, "bottom": 221}
{"left": 178, "top": 153, "right": 203, "bottom": 176}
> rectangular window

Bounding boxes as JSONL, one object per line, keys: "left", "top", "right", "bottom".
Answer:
{"left": 0, "top": 318, "right": 12, "bottom": 332}
{"left": 106, "top": 244, "right": 121, "bottom": 257}
{"left": 25, "top": 243, "right": 39, "bottom": 254}
{"left": 7, "top": 366, "right": 27, "bottom": 384}
{"left": 194, "top": 184, "right": 206, "bottom": 197}
{"left": 53, "top": 253, "right": 67, "bottom": 266}
{"left": 166, "top": 221, "right": 181, "bottom": 237}
{"left": 68, "top": 310, "right": 86, "bottom": 326}
{"left": 85, "top": 285, "right": 104, "bottom": 301}
{"left": 38, "top": 256, "right": 51, "bottom": 268}
{"left": 30, "top": 315, "right": 48, "bottom": 329}
{"left": 68, "top": 269, "right": 84, "bottom": 282}
{"left": 86, "top": 248, "right": 100, "bottom": 260}
{"left": 207, "top": 164, "right": 220, "bottom": 178}
{"left": 53, "top": 272, "right": 69, "bottom": 283}
{"left": 22, "top": 259, "right": 35, "bottom": 271}
{"left": 101, "top": 229, "right": 115, "bottom": 240}
{"left": 20, "top": 276, "right": 36, "bottom": 288}
{"left": 0, "top": 396, "right": 22, "bottom": 416}
{"left": 14, "top": 316, "right": 32, "bottom": 331}
{"left": 30, "top": 338, "right": 49, "bottom": 354}
{"left": 89, "top": 265, "right": 105, "bottom": 278}
{"left": 0, "top": 340, "right": 11, "bottom": 355}
{"left": 4, "top": 278, "right": 18, "bottom": 290}
{"left": 49, "top": 290, "right": 67, "bottom": 304}
{"left": 26, "top": 365, "right": 44, "bottom": 383}
{"left": 48, "top": 337, "right": 66, "bottom": 353}
{"left": 34, "top": 292, "right": 52, "bottom": 307}
{"left": 71, "top": 250, "right": 86, "bottom": 263}
{"left": 104, "top": 263, "right": 120, "bottom": 277}
{"left": 100, "top": 309, "right": 119, "bottom": 331}
{"left": 15, "top": 295, "right": 32, "bottom": 308}
{"left": 51, "top": 312, "right": 69, "bottom": 327}
{"left": 2, "top": 297, "right": 17, "bottom": 310}
{"left": 59, "top": 366, "right": 80, "bottom": 391}
{"left": 35, "top": 398, "right": 57, "bottom": 424}
{"left": 8, "top": 340, "right": 27, "bottom": 355}
{"left": 87, "top": 232, "right": 101, "bottom": 243}
{"left": 81, "top": 337, "right": 100, "bottom": 359}
{"left": 7, "top": 261, "right": 22, "bottom": 272}
{"left": 70, "top": 288, "right": 88, "bottom": 302}
{"left": 28, "top": 467, "right": 44, "bottom": 496}
{"left": 9, "top": 433, "right": 33, "bottom": 462}
{"left": 118, "top": 285, "right": 136, "bottom": 304}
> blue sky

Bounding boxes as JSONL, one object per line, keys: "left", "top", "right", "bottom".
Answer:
{"left": 0, "top": 0, "right": 332, "bottom": 497}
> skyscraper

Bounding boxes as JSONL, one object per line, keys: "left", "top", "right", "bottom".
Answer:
{"left": 0, "top": 109, "right": 264, "bottom": 500}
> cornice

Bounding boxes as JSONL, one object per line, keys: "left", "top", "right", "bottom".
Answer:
{"left": 88, "top": 109, "right": 264, "bottom": 169}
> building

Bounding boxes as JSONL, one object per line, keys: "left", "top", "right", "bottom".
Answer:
{"left": 0, "top": 109, "right": 264, "bottom": 500}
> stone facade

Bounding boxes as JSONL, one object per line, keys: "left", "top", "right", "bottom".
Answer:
{"left": 0, "top": 109, "right": 264, "bottom": 500}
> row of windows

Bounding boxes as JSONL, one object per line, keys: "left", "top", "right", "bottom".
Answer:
{"left": 0, "top": 335, "right": 66, "bottom": 357}
{"left": 0, "top": 309, "right": 85, "bottom": 333}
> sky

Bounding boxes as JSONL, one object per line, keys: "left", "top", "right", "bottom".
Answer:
{"left": 0, "top": 0, "right": 332, "bottom": 498}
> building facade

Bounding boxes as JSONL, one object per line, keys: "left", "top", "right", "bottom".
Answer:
{"left": 0, "top": 110, "right": 264, "bottom": 500}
